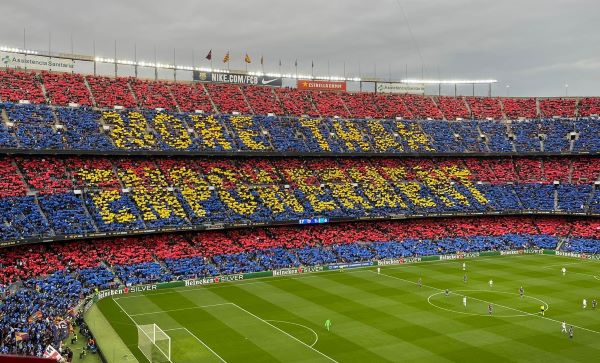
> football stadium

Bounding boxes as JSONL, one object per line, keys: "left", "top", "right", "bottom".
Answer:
{"left": 1, "top": 1, "right": 600, "bottom": 362}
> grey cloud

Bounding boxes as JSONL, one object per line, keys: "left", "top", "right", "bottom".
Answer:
{"left": 1, "top": 0, "right": 599, "bottom": 96}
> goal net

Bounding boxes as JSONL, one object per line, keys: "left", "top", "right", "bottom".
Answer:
{"left": 137, "top": 324, "right": 171, "bottom": 363}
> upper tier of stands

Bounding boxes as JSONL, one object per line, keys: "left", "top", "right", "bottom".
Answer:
{"left": 0, "top": 69, "right": 598, "bottom": 120}
{"left": 2, "top": 103, "right": 600, "bottom": 155}
{"left": 1, "top": 155, "right": 600, "bottom": 244}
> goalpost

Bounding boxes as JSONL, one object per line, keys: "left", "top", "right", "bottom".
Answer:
{"left": 137, "top": 324, "right": 172, "bottom": 363}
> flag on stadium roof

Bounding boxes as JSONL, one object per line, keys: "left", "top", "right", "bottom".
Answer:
{"left": 205, "top": 49, "right": 212, "bottom": 60}
{"left": 223, "top": 51, "right": 230, "bottom": 63}
{"left": 245, "top": 53, "right": 251, "bottom": 64}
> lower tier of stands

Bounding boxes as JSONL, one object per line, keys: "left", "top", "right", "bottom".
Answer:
{"left": 3, "top": 155, "right": 600, "bottom": 243}
{"left": 1, "top": 216, "right": 600, "bottom": 356}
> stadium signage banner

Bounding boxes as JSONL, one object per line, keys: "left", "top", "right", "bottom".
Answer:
{"left": 499, "top": 249, "right": 543, "bottom": 256}
{"left": 193, "top": 70, "right": 282, "bottom": 86}
{"left": 439, "top": 252, "right": 480, "bottom": 260}
{"left": 0, "top": 52, "right": 74, "bottom": 71}
{"left": 376, "top": 82, "right": 425, "bottom": 95}
{"left": 500, "top": 250, "right": 524, "bottom": 255}
{"left": 273, "top": 266, "right": 324, "bottom": 276}
{"left": 555, "top": 251, "right": 581, "bottom": 258}
{"left": 327, "top": 261, "right": 374, "bottom": 270}
{"left": 297, "top": 79, "right": 346, "bottom": 91}
{"left": 184, "top": 274, "right": 244, "bottom": 287}
{"left": 96, "top": 284, "right": 159, "bottom": 300}
{"left": 554, "top": 251, "right": 596, "bottom": 259}
{"left": 299, "top": 217, "right": 329, "bottom": 225}
{"left": 377, "top": 257, "right": 422, "bottom": 266}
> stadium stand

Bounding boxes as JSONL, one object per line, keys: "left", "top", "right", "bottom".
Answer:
{"left": 204, "top": 83, "right": 251, "bottom": 114}
{"left": 169, "top": 82, "right": 214, "bottom": 113}
{"left": 310, "top": 90, "right": 351, "bottom": 117}
{"left": 539, "top": 98, "right": 577, "bottom": 118}
{"left": 241, "top": 85, "right": 283, "bottom": 115}
{"left": 0, "top": 70, "right": 45, "bottom": 104}
{"left": 130, "top": 79, "right": 177, "bottom": 110}
{"left": 466, "top": 97, "right": 503, "bottom": 120}
{"left": 501, "top": 97, "right": 537, "bottom": 119}
{"left": 2, "top": 215, "right": 599, "bottom": 356}
{"left": 41, "top": 72, "right": 93, "bottom": 106}
{"left": 3, "top": 68, "right": 600, "bottom": 359}
{"left": 577, "top": 97, "right": 600, "bottom": 117}
{"left": 374, "top": 94, "right": 414, "bottom": 119}
{"left": 0, "top": 155, "right": 598, "bottom": 243}
{"left": 436, "top": 96, "right": 470, "bottom": 120}
{"left": 2, "top": 102, "right": 600, "bottom": 155}
{"left": 85, "top": 75, "right": 137, "bottom": 108}
{"left": 274, "top": 87, "right": 319, "bottom": 116}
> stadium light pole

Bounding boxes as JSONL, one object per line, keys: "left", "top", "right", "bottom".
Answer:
{"left": 48, "top": 32, "right": 52, "bottom": 72}
{"left": 70, "top": 33, "right": 74, "bottom": 74}
{"left": 565, "top": 83, "right": 569, "bottom": 97}
{"left": 154, "top": 46, "right": 158, "bottom": 81}
{"left": 23, "top": 28, "right": 26, "bottom": 71}
{"left": 114, "top": 40, "right": 117, "bottom": 78}
{"left": 92, "top": 39, "right": 96, "bottom": 76}
{"left": 134, "top": 43, "right": 138, "bottom": 78}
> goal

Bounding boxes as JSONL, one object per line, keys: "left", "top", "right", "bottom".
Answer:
{"left": 137, "top": 324, "right": 171, "bottom": 363}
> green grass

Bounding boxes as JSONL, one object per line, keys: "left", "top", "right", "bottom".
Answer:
{"left": 93, "top": 254, "right": 600, "bottom": 362}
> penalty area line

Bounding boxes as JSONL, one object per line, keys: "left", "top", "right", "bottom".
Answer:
{"left": 162, "top": 327, "right": 227, "bottom": 363}
{"left": 128, "top": 303, "right": 234, "bottom": 317}
{"left": 231, "top": 303, "right": 339, "bottom": 362}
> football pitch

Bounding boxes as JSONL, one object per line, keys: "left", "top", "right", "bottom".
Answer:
{"left": 92, "top": 254, "right": 600, "bottom": 363}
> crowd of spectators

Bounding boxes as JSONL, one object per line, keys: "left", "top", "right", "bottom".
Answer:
{"left": 2, "top": 69, "right": 599, "bottom": 120}
{"left": 0, "top": 155, "right": 599, "bottom": 241}
{"left": 1, "top": 215, "right": 599, "bottom": 356}
{"left": 3, "top": 68, "right": 600, "bottom": 360}
{"left": 2, "top": 102, "right": 600, "bottom": 155}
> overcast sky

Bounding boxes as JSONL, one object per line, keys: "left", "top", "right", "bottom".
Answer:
{"left": 1, "top": 0, "right": 599, "bottom": 96}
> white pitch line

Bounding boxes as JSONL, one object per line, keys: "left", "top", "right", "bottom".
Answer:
{"left": 113, "top": 298, "right": 174, "bottom": 363}
{"left": 368, "top": 270, "right": 600, "bottom": 336}
{"left": 542, "top": 261, "right": 588, "bottom": 269}
{"left": 231, "top": 303, "right": 339, "bottom": 363}
{"left": 266, "top": 319, "right": 319, "bottom": 347}
{"left": 427, "top": 290, "right": 549, "bottom": 318}
{"left": 541, "top": 264, "right": 600, "bottom": 280}
{"left": 570, "top": 271, "right": 600, "bottom": 281}
{"left": 159, "top": 327, "right": 228, "bottom": 362}
{"left": 111, "top": 254, "right": 597, "bottom": 303}
{"left": 128, "top": 303, "right": 234, "bottom": 317}
{"left": 113, "top": 254, "right": 518, "bottom": 301}
{"left": 181, "top": 327, "right": 228, "bottom": 363}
